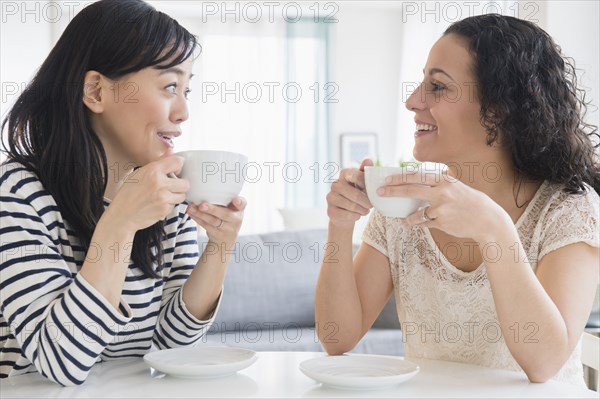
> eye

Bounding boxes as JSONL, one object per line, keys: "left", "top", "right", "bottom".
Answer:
{"left": 430, "top": 81, "right": 445, "bottom": 92}
{"left": 165, "top": 83, "right": 177, "bottom": 94}
{"left": 184, "top": 88, "right": 192, "bottom": 100}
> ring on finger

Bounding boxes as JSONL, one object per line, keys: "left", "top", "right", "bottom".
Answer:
{"left": 421, "top": 206, "right": 436, "bottom": 222}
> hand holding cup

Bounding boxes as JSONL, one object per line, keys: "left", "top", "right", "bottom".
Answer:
{"left": 326, "top": 159, "right": 373, "bottom": 228}
{"left": 176, "top": 150, "right": 248, "bottom": 246}
{"left": 364, "top": 163, "right": 429, "bottom": 218}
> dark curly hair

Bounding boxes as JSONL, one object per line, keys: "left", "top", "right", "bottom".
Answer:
{"left": 445, "top": 14, "right": 600, "bottom": 196}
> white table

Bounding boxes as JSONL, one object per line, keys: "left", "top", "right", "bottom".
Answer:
{"left": 1, "top": 351, "right": 596, "bottom": 398}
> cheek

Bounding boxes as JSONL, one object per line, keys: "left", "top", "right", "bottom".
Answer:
{"left": 429, "top": 103, "right": 457, "bottom": 129}
{"left": 140, "top": 95, "right": 168, "bottom": 118}
{"left": 119, "top": 92, "right": 168, "bottom": 129}
{"left": 431, "top": 98, "right": 480, "bottom": 130}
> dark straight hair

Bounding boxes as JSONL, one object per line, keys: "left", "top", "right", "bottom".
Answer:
{"left": 444, "top": 14, "right": 600, "bottom": 196}
{"left": 2, "top": 0, "right": 200, "bottom": 278}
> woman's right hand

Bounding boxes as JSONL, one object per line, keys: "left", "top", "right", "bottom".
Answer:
{"left": 104, "top": 156, "right": 190, "bottom": 234}
{"left": 326, "top": 159, "right": 373, "bottom": 228}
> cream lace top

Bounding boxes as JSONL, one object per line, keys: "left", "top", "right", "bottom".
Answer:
{"left": 362, "top": 181, "right": 599, "bottom": 386}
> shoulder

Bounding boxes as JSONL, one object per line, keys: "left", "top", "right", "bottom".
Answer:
{"left": 533, "top": 181, "right": 599, "bottom": 257}
{"left": 363, "top": 209, "right": 410, "bottom": 256}
{"left": 539, "top": 181, "right": 599, "bottom": 220}
{"left": 0, "top": 160, "right": 55, "bottom": 206}
{"left": 1, "top": 161, "right": 40, "bottom": 193}
{"left": 0, "top": 161, "right": 65, "bottom": 245}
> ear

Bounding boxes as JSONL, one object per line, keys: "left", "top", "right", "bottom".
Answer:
{"left": 483, "top": 106, "right": 501, "bottom": 146}
{"left": 82, "top": 71, "right": 105, "bottom": 113}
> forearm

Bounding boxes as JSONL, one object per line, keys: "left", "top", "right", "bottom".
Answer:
{"left": 315, "top": 223, "right": 363, "bottom": 354}
{"left": 78, "top": 216, "right": 135, "bottom": 310}
{"left": 480, "top": 227, "right": 569, "bottom": 381}
{"left": 181, "top": 239, "right": 231, "bottom": 320}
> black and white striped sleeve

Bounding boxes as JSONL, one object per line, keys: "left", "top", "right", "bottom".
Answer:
{"left": 0, "top": 166, "right": 132, "bottom": 386}
{"left": 152, "top": 211, "right": 221, "bottom": 349}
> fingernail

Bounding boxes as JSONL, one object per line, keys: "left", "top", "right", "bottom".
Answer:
{"left": 377, "top": 187, "right": 385, "bottom": 195}
{"left": 234, "top": 198, "right": 241, "bottom": 206}
{"left": 200, "top": 204, "right": 209, "bottom": 211}
{"left": 385, "top": 176, "right": 392, "bottom": 184}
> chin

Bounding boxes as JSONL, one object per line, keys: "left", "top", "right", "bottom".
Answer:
{"left": 132, "top": 155, "right": 157, "bottom": 167}
{"left": 412, "top": 149, "right": 430, "bottom": 163}
{"left": 162, "top": 148, "right": 175, "bottom": 158}
{"left": 144, "top": 150, "right": 172, "bottom": 164}
{"left": 413, "top": 148, "right": 444, "bottom": 164}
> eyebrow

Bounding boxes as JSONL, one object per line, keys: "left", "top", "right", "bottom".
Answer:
{"left": 423, "top": 68, "right": 455, "bottom": 82}
{"left": 156, "top": 67, "right": 194, "bottom": 79}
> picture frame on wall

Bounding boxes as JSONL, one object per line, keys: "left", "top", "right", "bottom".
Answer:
{"left": 340, "top": 133, "right": 379, "bottom": 168}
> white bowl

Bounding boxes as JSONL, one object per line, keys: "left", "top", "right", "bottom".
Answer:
{"left": 364, "top": 166, "right": 428, "bottom": 217}
{"left": 175, "top": 150, "right": 248, "bottom": 206}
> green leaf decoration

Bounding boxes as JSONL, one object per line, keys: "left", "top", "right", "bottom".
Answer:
{"left": 399, "top": 161, "right": 421, "bottom": 168}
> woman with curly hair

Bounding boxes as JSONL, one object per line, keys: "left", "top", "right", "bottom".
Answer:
{"left": 316, "top": 14, "right": 599, "bottom": 386}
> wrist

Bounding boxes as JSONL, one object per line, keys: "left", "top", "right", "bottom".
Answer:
{"left": 206, "top": 238, "right": 237, "bottom": 255}
{"left": 96, "top": 212, "right": 137, "bottom": 244}
{"left": 328, "top": 221, "right": 355, "bottom": 237}
{"left": 475, "top": 212, "right": 517, "bottom": 248}
{"left": 100, "top": 203, "right": 139, "bottom": 234}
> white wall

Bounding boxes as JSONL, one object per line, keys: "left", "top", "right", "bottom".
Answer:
{"left": 330, "top": 4, "right": 404, "bottom": 166}
{"left": 541, "top": 0, "right": 600, "bottom": 134}
{"left": 0, "top": 3, "right": 54, "bottom": 121}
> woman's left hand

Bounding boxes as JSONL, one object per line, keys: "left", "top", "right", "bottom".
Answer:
{"left": 378, "top": 171, "right": 512, "bottom": 242}
{"left": 186, "top": 197, "right": 246, "bottom": 247}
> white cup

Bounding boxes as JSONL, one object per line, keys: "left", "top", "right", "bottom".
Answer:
{"left": 364, "top": 166, "right": 429, "bottom": 217}
{"left": 175, "top": 150, "right": 248, "bottom": 206}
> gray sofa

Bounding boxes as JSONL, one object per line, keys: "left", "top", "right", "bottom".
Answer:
{"left": 197, "top": 229, "right": 404, "bottom": 355}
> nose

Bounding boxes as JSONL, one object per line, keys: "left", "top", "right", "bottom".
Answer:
{"left": 405, "top": 82, "right": 426, "bottom": 112}
{"left": 170, "top": 94, "right": 189, "bottom": 124}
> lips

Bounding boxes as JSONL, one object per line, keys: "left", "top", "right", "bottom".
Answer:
{"left": 416, "top": 123, "right": 437, "bottom": 131}
{"left": 414, "top": 121, "right": 437, "bottom": 138}
{"left": 157, "top": 131, "right": 180, "bottom": 148}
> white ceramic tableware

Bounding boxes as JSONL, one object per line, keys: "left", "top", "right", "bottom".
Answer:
{"left": 364, "top": 166, "right": 428, "bottom": 217}
{"left": 175, "top": 150, "right": 248, "bottom": 206}
{"left": 299, "top": 354, "right": 420, "bottom": 390}
{"left": 143, "top": 347, "right": 257, "bottom": 378}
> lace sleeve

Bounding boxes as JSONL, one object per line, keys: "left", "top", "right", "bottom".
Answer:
{"left": 538, "top": 187, "right": 600, "bottom": 261}
{"left": 361, "top": 210, "right": 389, "bottom": 257}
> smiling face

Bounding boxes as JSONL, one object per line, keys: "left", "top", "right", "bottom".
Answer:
{"left": 87, "top": 57, "right": 194, "bottom": 168}
{"left": 405, "top": 34, "right": 490, "bottom": 164}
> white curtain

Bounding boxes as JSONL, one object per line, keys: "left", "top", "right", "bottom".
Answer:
{"left": 176, "top": 18, "right": 288, "bottom": 235}
{"left": 177, "top": 16, "right": 331, "bottom": 234}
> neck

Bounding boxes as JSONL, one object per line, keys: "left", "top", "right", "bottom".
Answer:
{"left": 91, "top": 120, "right": 135, "bottom": 200}
{"left": 104, "top": 155, "right": 135, "bottom": 200}
{"left": 446, "top": 155, "right": 541, "bottom": 214}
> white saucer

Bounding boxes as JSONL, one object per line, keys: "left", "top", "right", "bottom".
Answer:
{"left": 299, "top": 354, "right": 419, "bottom": 390}
{"left": 143, "top": 347, "right": 257, "bottom": 378}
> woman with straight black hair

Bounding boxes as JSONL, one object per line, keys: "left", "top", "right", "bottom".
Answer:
{"left": 317, "top": 14, "right": 599, "bottom": 386}
{"left": 0, "top": 0, "right": 245, "bottom": 386}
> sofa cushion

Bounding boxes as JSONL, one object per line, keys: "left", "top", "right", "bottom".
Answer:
{"left": 199, "top": 229, "right": 328, "bottom": 330}
{"left": 372, "top": 296, "right": 401, "bottom": 329}
{"left": 198, "top": 326, "right": 404, "bottom": 356}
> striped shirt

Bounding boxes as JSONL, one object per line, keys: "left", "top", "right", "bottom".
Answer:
{"left": 0, "top": 161, "right": 218, "bottom": 386}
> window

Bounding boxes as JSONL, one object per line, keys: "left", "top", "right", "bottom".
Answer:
{"left": 178, "top": 16, "right": 332, "bottom": 233}
{"left": 284, "top": 19, "right": 332, "bottom": 209}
